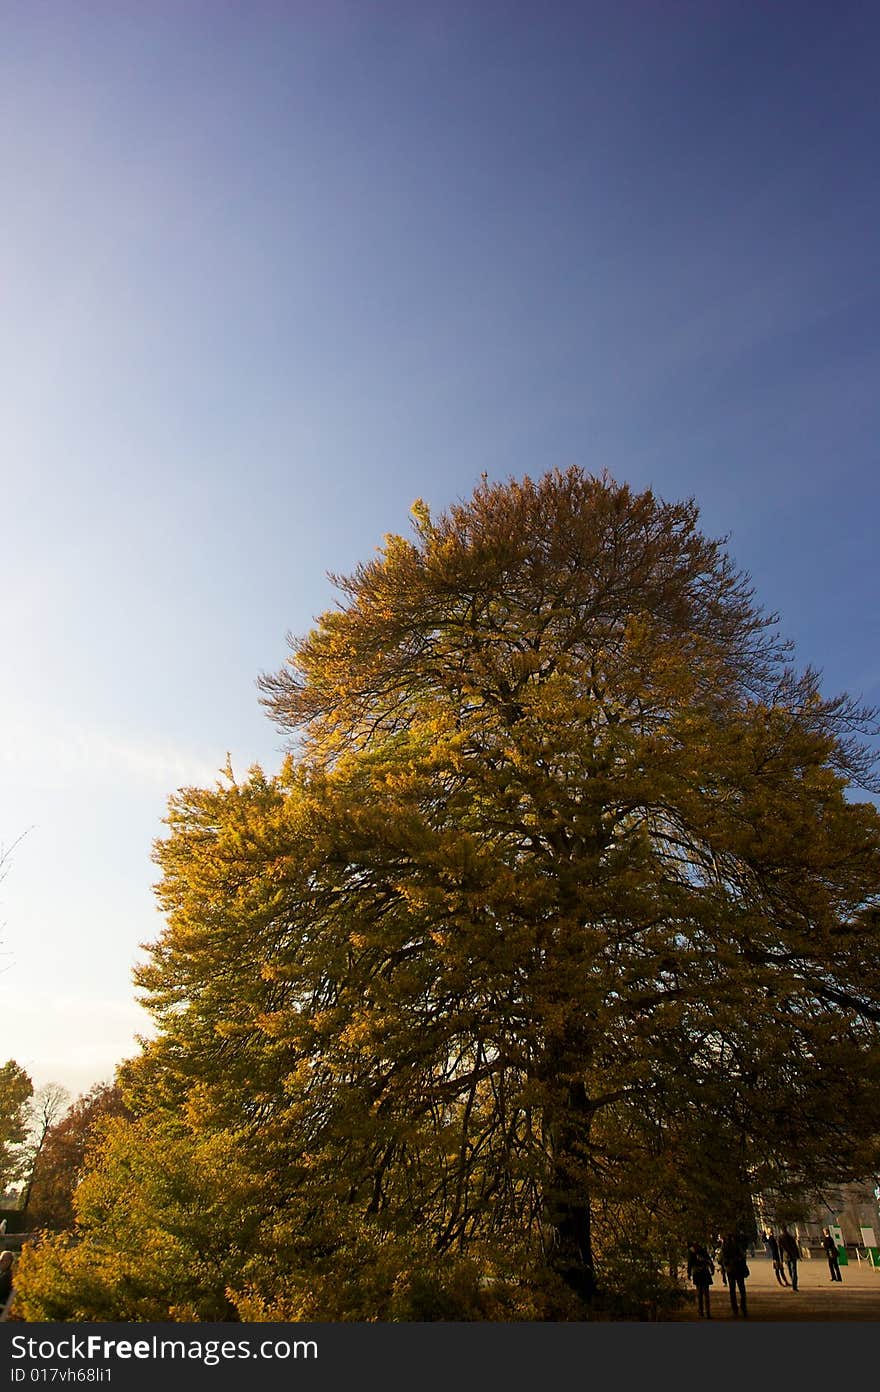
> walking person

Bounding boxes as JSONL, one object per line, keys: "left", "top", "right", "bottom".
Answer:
{"left": 721, "top": 1232, "right": 750, "bottom": 1317}
{"left": 764, "top": 1229, "right": 789, "bottom": 1286}
{"left": 687, "top": 1241, "right": 715, "bottom": 1318}
{"left": 714, "top": 1233, "right": 727, "bottom": 1286}
{"left": 778, "top": 1225, "right": 801, "bottom": 1291}
{"left": 822, "top": 1228, "right": 843, "bottom": 1282}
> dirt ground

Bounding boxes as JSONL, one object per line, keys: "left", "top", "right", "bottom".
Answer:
{"left": 673, "top": 1252, "right": 880, "bottom": 1321}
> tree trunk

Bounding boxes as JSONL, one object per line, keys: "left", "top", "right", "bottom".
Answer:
{"left": 542, "top": 1069, "right": 595, "bottom": 1303}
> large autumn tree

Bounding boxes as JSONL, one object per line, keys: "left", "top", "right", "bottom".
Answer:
{"left": 17, "top": 469, "right": 880, "bottom": 1320}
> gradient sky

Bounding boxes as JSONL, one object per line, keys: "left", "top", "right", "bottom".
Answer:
{"left": 2, "top": 0, "right": 879, "bottom": 1098}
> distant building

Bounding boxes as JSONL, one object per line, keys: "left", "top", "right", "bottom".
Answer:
{"left": 755, "top": 1179, "right": 880, "bottom": 1252}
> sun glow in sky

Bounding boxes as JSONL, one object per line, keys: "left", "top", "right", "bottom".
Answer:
{"left": 2, "top": 0, "right": 879, "bottom": 1097}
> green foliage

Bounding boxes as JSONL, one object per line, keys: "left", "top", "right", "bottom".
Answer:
{"left": 592, "top": 1244, "right": 685, "bottom": 1321}
{"left": 14, "top": 1116, "right": 267, "bottom": 1321}
{"left": 0, "top": 1060, "right": 33, "bottom": 1193}
{"left": 234, "top": 1224, "right": 490, "bottom": 1322}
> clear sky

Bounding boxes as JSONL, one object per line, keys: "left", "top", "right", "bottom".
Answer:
{"left": 2, "top": 0, "right": 879, "bottom": 1098}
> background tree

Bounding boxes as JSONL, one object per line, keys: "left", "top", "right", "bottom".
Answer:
{"left": 17, "top": 1084, "right": 69, "bottom": 1217}
{"left": 16, "top": 469, "right": 880, "bottom": 1319}
{"left": 1, "top": 830, "right": 32, "bottom": 974}
{"left": 0, "top": 1060, "right": 33, "bottom": 1196}
{"left": 24, "top": 1083, "right": 128, "bottom": 1231}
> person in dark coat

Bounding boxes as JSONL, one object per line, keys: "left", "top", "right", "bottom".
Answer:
{"left": 764, "top": 1229, "right": 789, "bottom": 1286}
{"left": 778, "top": 1225, "right": 801, "bottom": 1291}
{"left": 0, "top": 1251, "right": 14, "bottom": 1310}
{"left": 687, "top": 1241, "right": 715, "bottom": 1318}
{"left": 822, "top": 1228, "right": 843, "bottom": 1282}
{"left": 720, "top": 1232, "right": 749, "bottom": 1317}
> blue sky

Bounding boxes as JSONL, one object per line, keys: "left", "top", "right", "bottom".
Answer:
{"left": 2, "top": 0, "right": 879, "bottom": 1096}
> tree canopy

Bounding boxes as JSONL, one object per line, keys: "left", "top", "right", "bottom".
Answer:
{"left": 16, "top": 469, "right": 880, "bottom": 1320}
{"left": 0, "top": 1060, "right": 33, "bottom": 1196}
